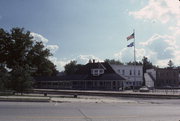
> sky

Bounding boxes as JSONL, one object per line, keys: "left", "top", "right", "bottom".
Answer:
{"left": 0, "top": 0, "right": 180, "bottom": 71}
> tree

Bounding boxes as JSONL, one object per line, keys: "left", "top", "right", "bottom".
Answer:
{"left": 0, "top": 27, "right": 58, "bottom": 76}
{"left": 0, "top": 29, "right": 11, "bottom": 66}
{"left": 104, "top": 59, "right": 124, "bottom": 65}
{"left": 0, "top": 65, "right": 9, "bottom": 90}
{"left": 0, "top": 27, "right": 58, "bottom": 92}
{"left": 126, "top": 61, "right": 143, "bottom": 65}
{"left": 28, "top": 41, "right": 58, "bottom": 76}
{"left": 64, "top": 61, "right": 83, "bottom": 75}
{"left": 167, "top": 60, "right": 174, "bottom": 68}
{"left": 10, "top": 65, "right": 33, "bottom": 94}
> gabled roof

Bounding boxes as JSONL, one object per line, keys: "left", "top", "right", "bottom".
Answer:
{"left": 75, "top": 62, "right": 115, "bottom": 74}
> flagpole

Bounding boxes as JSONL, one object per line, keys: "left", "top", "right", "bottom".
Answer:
{"left": 133, "top": 29, "right": 136, "bottom": 91}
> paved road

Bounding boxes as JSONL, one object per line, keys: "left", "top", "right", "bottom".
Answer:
{"left": 0, "top": 98, "right": 180, "bottom": 121}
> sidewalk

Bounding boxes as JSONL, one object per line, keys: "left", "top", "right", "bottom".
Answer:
{"left": 34, "top": 89, "right": 180, "bottom": 99}
{"left": 1, "top": 89, "right": 180, "bottom": 102}
{"left": 0, "top": 94, "right": 136, "bottom": 103}
{"left": 0, "top": 95, "right": 50, "bottom": 102}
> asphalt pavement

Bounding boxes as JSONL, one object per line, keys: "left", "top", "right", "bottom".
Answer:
{"left": 0, "top": 98, "right": 180, "bottom": 121}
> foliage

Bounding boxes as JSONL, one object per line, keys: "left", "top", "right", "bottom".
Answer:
{"left": 167, "top": 60, "right": 174, "bottom": 68}
{"left": 64, "top": 60, "right": 83, "bottom": 75}
{"left": 10, "top": 65, "right": 33, "bottom": 93}
{"left": 0, "top": 66, "right": 8, "bottom": 90}
{"left": 0, "top": 27, "right": 58, "bottom": 92}
{"left": 0, "top": 27, "right": 58, "bottom": 76}
{"left": 126, "top": 61, "right": 143, "bottom": 65}
{"left": 104, "top": 59, "right": 124, "bottom": 65}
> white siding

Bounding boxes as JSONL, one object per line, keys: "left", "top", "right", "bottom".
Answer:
{"left": 111, "top": 64, "right": 143, "bottom": 87}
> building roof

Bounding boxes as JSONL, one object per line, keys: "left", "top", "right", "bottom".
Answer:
{"left": 35, "top": 62, "right": 125, "bottom": 81}
{"left": 75, "top": 62, "right": 115, "bottom": 74}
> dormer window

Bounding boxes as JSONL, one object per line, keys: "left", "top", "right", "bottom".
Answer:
{"left": 91, "top": 69, "right": 104, "bottom": 76}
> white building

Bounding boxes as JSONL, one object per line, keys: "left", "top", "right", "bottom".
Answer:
{"left": 110, "top": 64, "right": 143, "bottom": 88}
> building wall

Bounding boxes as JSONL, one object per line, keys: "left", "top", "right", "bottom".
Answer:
{"left": 144, "top": 73, "right": 154, "bottom": 89}
{"left": 155, "top": 68, "right": 179, "bottom": 88}
{"left": 111, "top": 65, "right": 143, "bottom": 88}
{"left": 146, "top": 69, "right": 156, "bottom": 79}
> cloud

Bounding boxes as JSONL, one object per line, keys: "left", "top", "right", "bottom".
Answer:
{"left": 114, "top": 47, "right": 149, "bottom": 63}
{"left": 30, "top": 32, "right": 60, "bottom": 54}
{"left": 140, "top": 34, "right": 176, "bottom": 60}
{"left": 129, "top": 0, "right": 180, "bottom": 24}
{"left": 46, "top": 45, "right": 59, "bottom": 53}
{"left": 49, "top": 57, "right": 70, "bottom": 71}
{"left": 49, "top": 54, "right": 103, "bottom": 71}
{"left": 76, "top": 55, "right": 103, "bottom": 64}
{"left": 114, "top": 48, "right": 134, "bottom": 62}
{"left": 126, "top": 0, "right": 180, "bottom": 67}
{"left": 30, "top": 32, "right": 49, "bottom": 43}
{"left": 114, "top": 32, "right": 180, "bottom": 67}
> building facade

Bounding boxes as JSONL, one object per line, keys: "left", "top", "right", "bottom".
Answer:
{"left": 110, "top": 64, "right": 143, "bottom": 89}
{"left": 145, "top": 68, "right": 179, "bottom": 88}
{"left": 35, "top": 62, "right": 125, "bottom": 91}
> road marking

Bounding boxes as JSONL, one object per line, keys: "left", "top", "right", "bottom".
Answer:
{"left": 18, "top": 115, "right": 137, "bottom": 119}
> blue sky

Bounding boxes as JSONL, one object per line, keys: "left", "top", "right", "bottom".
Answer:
{"left": 0, "top": 0, "right": 180, "bottom": 71}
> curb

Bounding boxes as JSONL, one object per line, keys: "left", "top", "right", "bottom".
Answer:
{"left": 0, "top": 97, "right": 50, "bottom": 102}
{"left": 34, "top": 89, "right": 180, "bottom": 99}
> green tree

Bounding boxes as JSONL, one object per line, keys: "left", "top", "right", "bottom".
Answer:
{"left": 126, "top": 61, "right": 143, "bottom": 65}
{"left": 104, "top": 59, "right": 124, "bottom": 65}
{"left": 28, "top": 41, "right": 58, "bottom": 76}
{"left": 0, "top": 27, "right": 58, "bottom": 76}
{"left": 64, "top": 60, "right": 83, "bottom": 75}
{"left": 0, "top": 65, "right": 9, "bottom": 90}
{"left": 0, "top": 29, "right": 11, "bottom": 65}
{"left": 0, "top": 27, "right": 58, "bottom": 92}
{"left": 167, "top": 60, "right": 174, "bottom": 68}
{"left": 10, "top": 65, "right": 33, "bottom": 94}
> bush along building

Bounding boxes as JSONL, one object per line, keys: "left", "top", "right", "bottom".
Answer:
{"left": 35, "top": 61, "right": 125, "bottom": 90}
{"left": 144, "top": 68, "right": 180, "bottom": 89}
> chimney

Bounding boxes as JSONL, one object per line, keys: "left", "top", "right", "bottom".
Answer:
{"left": 93, "top": 59, "right": 95, "bottom": 63}
{"left": 88, "top": 59, "right": 92, "bottom": 63}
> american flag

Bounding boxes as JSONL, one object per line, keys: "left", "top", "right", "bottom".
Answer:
{"left": 127, "top": 33, "right": 134, "bottom": 40}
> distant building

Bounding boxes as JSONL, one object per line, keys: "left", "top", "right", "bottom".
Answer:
{"left": 145, "top": 68, "right": 179, "bottom": 88}
{"left": 110, "top": 64, "right": 143, "bottom": 89}
{"left": 35, "top": 61, "right": 125, "bottom": 90}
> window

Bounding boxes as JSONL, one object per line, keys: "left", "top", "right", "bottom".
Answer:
{"left": 122, "top": 70, "right": 125, "bottom": 75}
{"left": 130, "top": 70, "right": 132, "bottom": 75}
{"left": 138, "top": 70, "right": 140, "bottom": 75}
{"left": 91, "top": 69, "right": 104, "bottom": 76}
{"left": 99, "top": 69, "right": 104, "bottom": 74}
{"left": 134, "top": 70, "right": 136, "bottom": 75}
{"left": 94, "top": 70, "right": 98, "bottom": 73}
{"left": 113, "top": 81, "right": 116, "bottom": 86}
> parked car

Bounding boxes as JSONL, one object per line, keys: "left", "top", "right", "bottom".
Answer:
{"left": 139, "top": 86, "right": 150, "bottom": 92}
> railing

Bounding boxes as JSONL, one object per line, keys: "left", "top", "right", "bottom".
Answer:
{"left": 150, "top": 89, "right": 180, "bottom": 95}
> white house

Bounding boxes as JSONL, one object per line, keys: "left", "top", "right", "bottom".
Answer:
{"left": 110, "top": 64, "right": 143, "bottom": 88}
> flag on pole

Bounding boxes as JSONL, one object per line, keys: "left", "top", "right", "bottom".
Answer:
{"left": 127, "top": 42, "right": 134, "bottom": 47}
{"left": 127, "top": 33, "right": 134, "bottom": 40}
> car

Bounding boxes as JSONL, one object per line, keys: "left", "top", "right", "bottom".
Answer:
{"left": 139, "top": 86, "right": 150, "bottom": 92}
